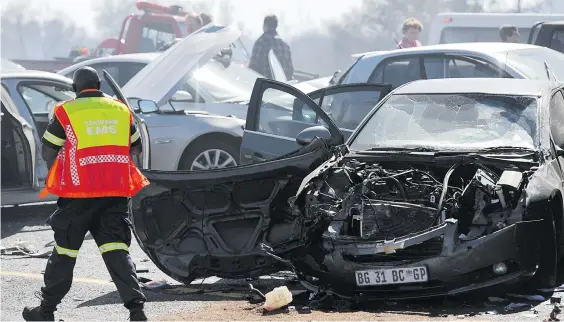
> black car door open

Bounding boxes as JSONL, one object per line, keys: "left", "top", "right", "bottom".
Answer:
{"left": 240, "top": 79, "right": 391, "bottom": 165}
{"left": 130, "top": 125, "right": 334, "bottom": 284}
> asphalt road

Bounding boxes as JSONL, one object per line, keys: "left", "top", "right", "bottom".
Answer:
{"left": 1, "top": 204, "right": 564, "bottom": 321}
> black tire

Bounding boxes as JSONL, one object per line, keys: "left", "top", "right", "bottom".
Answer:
{"left": 533, "top": 209, "right": 559, "bottom": 288}
{"left": 178, "top": 138, "right": 240, "bottom": 171}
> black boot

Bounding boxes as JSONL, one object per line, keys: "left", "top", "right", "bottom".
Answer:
{"left": 22, "top": 306, "right": 55, "bottom": 321}
{"left": 129, "top": 308, "right": 148, "bottom": 321}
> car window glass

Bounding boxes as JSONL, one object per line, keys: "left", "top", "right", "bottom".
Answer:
{"left": 120, "top": 62, "right": 146, "bottom": 83}
{"left": 319, "top": 90, "right": 383, "bottom": 130}
{"left": 550, "top": 30, "right": 564, "bottom": 54}
{"left": 230, "top": 39, "right": 250, "bottom": 64}
{"left": 447, "top": 58, "right": 498, "bottom": 78}
{"left": 258, "top": 88, "right": 322, "bottom": 138}
{"left": 340, "top": 57, "right": 377, "bottom": 84}
{"left": 369, "top": 57, "right": 421, "bottom": 88}
{"left": 64, "top": 63, "right": 120, "bottom": 94}
{"left": 423, "top": 57, "right": 446, "bottom": 79}
{"left": 139, "top": 22, "right": 177, "bottom": 53}
{"left": 18, "top": 84, "right": 75, "bottom": 115}
{"left": 550, "top": 90, "right": 564, "bottom": 147}
{"left": 90, "top": 64, "right": 119, "bottom": 95}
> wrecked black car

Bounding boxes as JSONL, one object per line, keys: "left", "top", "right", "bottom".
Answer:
{"left": 131, "top": 78, "right": 564, "bottom": 300}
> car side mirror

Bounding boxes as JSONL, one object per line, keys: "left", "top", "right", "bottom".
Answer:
{"left": 296, "top": 126, "right": 332, "bottom": 146}
{"left": 137, "top": 99, "right": 159, "bottom": 114}
{"left": 171, "top": 90, "right": 194, "bottom": 103}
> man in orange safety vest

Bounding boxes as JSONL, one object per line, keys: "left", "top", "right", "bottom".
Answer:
{"left": 23, "top": 67, "right": 150, "bottom": 321}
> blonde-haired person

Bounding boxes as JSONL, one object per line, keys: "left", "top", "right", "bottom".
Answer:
{"left": 398, "top": 17, "right": 423, "bottom": 49}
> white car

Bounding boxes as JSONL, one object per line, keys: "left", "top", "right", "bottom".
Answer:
{"left": 57, "top": 49, "right": 294, "bottom": 121}
{"left": 339, "top": 42, "right": 564, "bottom": 88}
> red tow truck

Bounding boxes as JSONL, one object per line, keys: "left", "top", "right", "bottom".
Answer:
{"left": 13, "top": 2, "right": 202, "bottom": 72}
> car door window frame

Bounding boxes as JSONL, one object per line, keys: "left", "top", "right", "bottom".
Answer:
{"left": 549, "top": 28, "right": 564, "bottom": 53}
{"left": 549, "top": 89, "right": 564, "bottom": 157}
{"left": 423, "top": 55, "right": 498, "bottom": 79}
{"left": 305, "top": 83, "right": 393, "bottom": 130}
{"left": 16, "top": 80, "right": 74, "bottom": 126}
{"left": 246, "top": 79, "right": 344, "bottom": 145}
{"left": 368, "top": 54, "right": 509, "bottom": 87}
{"left": 367, "top": 55, "right": 424, "bottom": 87}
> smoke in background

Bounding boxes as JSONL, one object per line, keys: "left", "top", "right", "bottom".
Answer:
{"left": 0, "top": 0, "right": 553, "bottom": 76}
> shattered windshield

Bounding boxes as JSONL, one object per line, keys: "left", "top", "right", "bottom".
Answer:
{"left": 349, "top": 93, "right": 537, "bottom": 151}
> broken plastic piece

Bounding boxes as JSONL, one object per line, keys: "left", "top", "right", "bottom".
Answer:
{"left": 505, "top": 302, "right": 531, "bottom": 312}
{"left": 249, "top": 283, "right": 266, "bottom": 300}
{"left": 540, "top": 285, "right": 564, "bottom": 293}
{"left": 263, "top": 286, "right": 293, "bottom": 311}
{"left": 488, "top": 296, "right": 506, "bottom": 303}
{"left": 507, "top": 293, "right": 546, "bottom": 301}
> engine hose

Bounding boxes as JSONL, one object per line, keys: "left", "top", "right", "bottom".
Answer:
{"left": 435, "top": 160, "right": 463, "bottom": 220}
{"left": 364, "top": 176, "right": 407, "bottom": 200}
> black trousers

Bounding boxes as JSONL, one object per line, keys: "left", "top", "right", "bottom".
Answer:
{"left": 40, "top": 197, "right": 146, "bottom": 311}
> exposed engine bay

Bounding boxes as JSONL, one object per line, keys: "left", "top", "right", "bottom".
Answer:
{"left": 305, "top": 159, "right": 531, "bottom": 243}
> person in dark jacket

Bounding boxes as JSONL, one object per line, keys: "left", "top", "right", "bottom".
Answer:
{"left": 249, "top": 15, "right": 294, "bottom": 79}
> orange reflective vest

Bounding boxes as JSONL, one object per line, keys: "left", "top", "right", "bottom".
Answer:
{"left": 40, "top": 97, "right": 149, "bottom": 198}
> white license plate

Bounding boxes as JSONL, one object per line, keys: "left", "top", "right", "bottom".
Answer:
{"left": 355, "top": 267, "right": 428, "bottom": 286}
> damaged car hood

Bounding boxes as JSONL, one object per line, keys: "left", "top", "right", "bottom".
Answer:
{"left": 121, "top": 24, "right": 241, "bottom": 107}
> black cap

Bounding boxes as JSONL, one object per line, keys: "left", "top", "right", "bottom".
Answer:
{"left": 72, "top": 66, "right": 101, "bottom": 93}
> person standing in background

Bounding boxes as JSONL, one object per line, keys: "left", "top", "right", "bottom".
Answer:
{"left": 499, "top": 25, "right": 520, "bottom": 43}
{"left": 199, "top": 13, "right": 213, "bottom": 26}
{"left": 185, "top": 12, "right": 203, "bottom": 34}
{"left": 249, "top": 15, "right": 294, "bottom": 80}
{"left": 398, "top": 17, "right": 423, "bottom": 49}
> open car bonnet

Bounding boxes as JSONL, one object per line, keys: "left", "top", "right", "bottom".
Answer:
{"left": 121, "top": 24, "right": 241, "bottom": 107}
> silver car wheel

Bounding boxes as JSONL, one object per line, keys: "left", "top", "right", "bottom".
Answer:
{"left": 190, "top": 149, "right": 238, "bottom": 170}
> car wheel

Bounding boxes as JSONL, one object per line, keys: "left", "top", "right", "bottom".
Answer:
{"left": 534, "top": 209, "right": 559, "bottom": 288}
{"left": 179, "top": 139, "right": 239, "bottom": 171}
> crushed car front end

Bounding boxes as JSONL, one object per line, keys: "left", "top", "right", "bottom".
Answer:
{"left": 292, "top": 156, "right": 545, "bottom": 300}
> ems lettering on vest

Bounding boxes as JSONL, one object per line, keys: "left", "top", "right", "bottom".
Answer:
{"left": 84, "top": 120, "right": 119, "bottom": 136}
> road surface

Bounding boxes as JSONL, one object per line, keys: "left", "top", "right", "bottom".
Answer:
{"left": 1, "top": 204, "right": 562, "bottom": 321}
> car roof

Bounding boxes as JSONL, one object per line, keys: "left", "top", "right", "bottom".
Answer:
{"left": 73, "top": 53, "right": 159, "bottom": 65}
{"left": 358, "top": 42, "right": 540, "bottom": 59}
{"left": 393, "top": 78, "right": 553, "bottom": 96}
{"left": 542, "top": 20, "right": 564, "bottom": 25}
{"left": 1, "top": 70, "right": 72, "bottom": 83}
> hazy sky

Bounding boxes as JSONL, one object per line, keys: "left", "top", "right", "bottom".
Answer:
{"left": 2, "top": 0, "right": 365, "bottom": 37}
{"left": 3, "top": 0, "right": 560, "bottom": 39}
